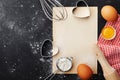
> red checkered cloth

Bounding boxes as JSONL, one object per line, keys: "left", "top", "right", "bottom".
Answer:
{"left": 98, "top": 15, "right": 120, "bottom": 75}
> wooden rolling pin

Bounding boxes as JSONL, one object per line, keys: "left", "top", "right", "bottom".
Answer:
{"left": 94, "top": 45, "right": 120, "bottom": 80}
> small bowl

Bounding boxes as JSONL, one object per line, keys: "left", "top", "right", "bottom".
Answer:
{"left": 56, "top": 57, "right": 73, "bottom": 72}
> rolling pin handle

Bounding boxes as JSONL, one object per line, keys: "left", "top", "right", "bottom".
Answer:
{"left": 94, "top": 44, "right": 120, "bottom": 80}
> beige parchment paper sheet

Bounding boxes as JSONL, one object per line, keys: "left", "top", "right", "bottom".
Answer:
{"left": 52, "top": 7, "right": 98, "bottom": 74}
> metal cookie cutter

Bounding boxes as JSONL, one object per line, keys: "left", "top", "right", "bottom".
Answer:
{"left": 41, "top": 39, "right": 59, "bottom": 58}
{"left": 72, "top": 0, "right": 90, "bottom": 18}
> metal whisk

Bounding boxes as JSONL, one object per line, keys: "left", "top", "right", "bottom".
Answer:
{"left": 39, "top": 0, "right": 68, "bottom": 21}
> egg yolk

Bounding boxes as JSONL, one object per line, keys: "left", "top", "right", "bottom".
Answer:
{"left": 102, "top": 27, "right": 115, "bottom": 40}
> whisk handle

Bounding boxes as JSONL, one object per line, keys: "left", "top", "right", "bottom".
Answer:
{"left": 44, "top": 70, "right": 58, "bottom": 80}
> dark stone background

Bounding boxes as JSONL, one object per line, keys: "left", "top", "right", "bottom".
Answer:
{"left": 0, "top": 0, "right": 120, "bottom": 80}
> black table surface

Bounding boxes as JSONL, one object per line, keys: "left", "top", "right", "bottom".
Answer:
{"left": 0, "top": 0, "right": 120, "bottom": 80}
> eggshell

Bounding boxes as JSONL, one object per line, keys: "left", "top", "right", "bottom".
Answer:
{"left": 101, "top": 5, "right": 118, "bottom": 21}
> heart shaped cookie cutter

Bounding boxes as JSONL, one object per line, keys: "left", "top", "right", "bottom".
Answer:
{"left": 40, "top": 39, "right": 59, "bottom": 58}
{"left": 72, "top": 0, "right": 90, "bottom": 18}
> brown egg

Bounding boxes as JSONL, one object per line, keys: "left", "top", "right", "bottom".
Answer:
{"left": 77, "top": 64, "right": 93, "bottom": 80}
{"left": 101, "top": 5, "right": 118, "bottom": 21}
